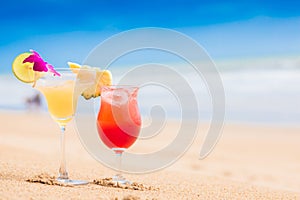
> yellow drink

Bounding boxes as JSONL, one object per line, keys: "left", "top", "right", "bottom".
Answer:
{"left": 38, "top": 80, "right": 75, "bottom": 126}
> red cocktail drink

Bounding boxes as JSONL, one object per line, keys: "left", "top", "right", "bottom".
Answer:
{"left": 97, "top": 86, "right": 141, "bottom": 183}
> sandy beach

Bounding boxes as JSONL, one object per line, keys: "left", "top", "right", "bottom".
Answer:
{"left": 2, "top": 0, "right": 300, "bottom": 199}
{"left": 0, "top": 111, "right": 300, "bottom": 199}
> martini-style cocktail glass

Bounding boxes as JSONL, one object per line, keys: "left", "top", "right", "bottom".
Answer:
{"left": 97, "top": 86, "right": 141, "bottom": 184}
{"left": 36, "top": 68, "right": 95, "bottom": 185}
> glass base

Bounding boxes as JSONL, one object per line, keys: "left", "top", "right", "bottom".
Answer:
{"left": 57, "top": 178, "right": 89, "bottom": 185}
{"left": 112, "top": 174, "right": 131, "bottom": 185}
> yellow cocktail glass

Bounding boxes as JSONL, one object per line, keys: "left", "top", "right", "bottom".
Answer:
{"left": 36, "top": 68, "right": 95, "bottom": 185}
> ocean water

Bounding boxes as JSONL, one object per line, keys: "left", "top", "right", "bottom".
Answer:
{"left": 1, "top": 56, "right": 300, "bottom": 126}
{"left": 0, "top": 75, "right": 37, "bottom": 110}
{"left": 222, "top": 68, "right": 300, "bottom": 125}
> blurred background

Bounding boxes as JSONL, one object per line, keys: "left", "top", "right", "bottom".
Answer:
{"left": 0, "top": 0, "right": 300, "bottom": 125}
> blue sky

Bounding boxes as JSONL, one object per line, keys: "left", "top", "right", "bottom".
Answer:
{"left": 1, "top": 1, "right": 300, "bottom": 73}
{"left": 2, "top": 1, "right": 300, "bottom": 39}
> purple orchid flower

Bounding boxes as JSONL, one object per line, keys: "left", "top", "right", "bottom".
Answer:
{"left": 23, "top": 50, "right": 60, "bottom": 76}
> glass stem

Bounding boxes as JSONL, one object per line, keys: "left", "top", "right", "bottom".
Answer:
{"left": 58, "top": 125, "right": 69, "bottom": 180}
{"left": 113, "top": 148, "right": 125, "bottom": 182}
{"left": 116, "top": 152, "right": 122, "bottom": 176}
